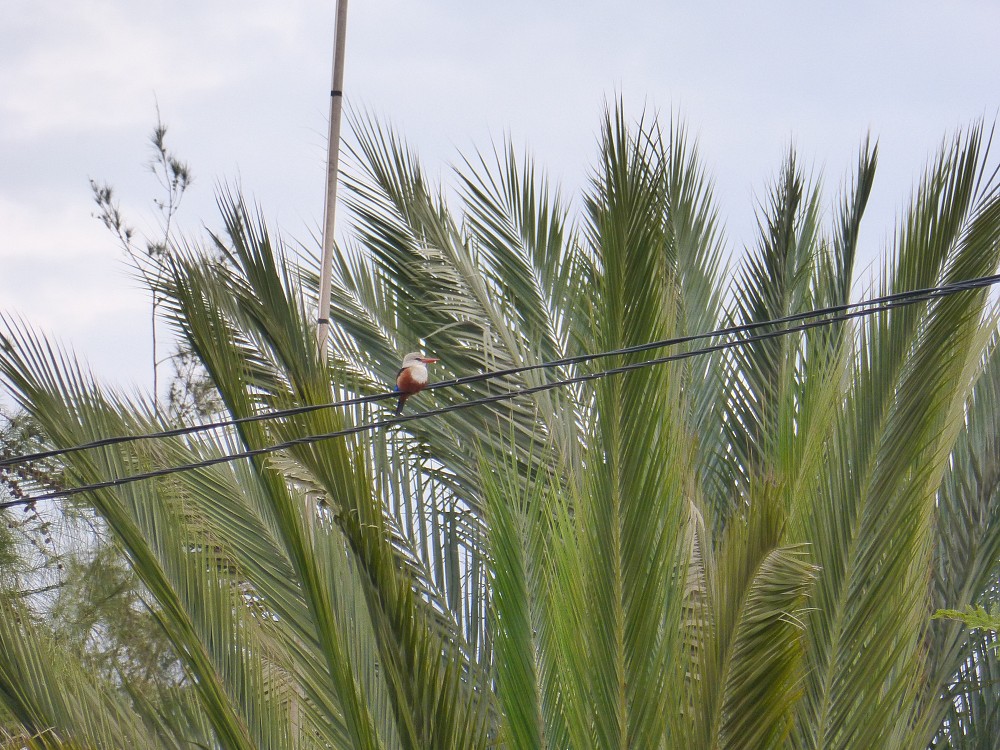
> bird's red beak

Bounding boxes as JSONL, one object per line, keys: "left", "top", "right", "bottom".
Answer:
{"left": 421, "top": 357, "right": 440, "bottom": 363}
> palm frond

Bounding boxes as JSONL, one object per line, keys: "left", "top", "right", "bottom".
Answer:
{"left": 0, "top": 595, "right": 177, "bottom": 749}
{"left": 688, "top": 490, "right": 817, "bottom": 749}
{"left": 794, "top": 122, "right": 1000, "bottom": 750}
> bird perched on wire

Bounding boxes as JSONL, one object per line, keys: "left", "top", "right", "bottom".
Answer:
{"left": 394, "top": 352, "right": 440, "bottom": 415}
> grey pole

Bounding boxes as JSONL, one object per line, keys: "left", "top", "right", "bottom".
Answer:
{"left": 317, "top": 0, "right": 349, "bottom": 357}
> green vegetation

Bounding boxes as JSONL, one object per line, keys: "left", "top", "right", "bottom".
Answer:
{"left": 2, "top": 103, "right": 999, "bottom": 748}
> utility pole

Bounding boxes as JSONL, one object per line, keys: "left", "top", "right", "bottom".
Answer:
{"left": 317, "top": 0, "right": 349, "bottom": 358}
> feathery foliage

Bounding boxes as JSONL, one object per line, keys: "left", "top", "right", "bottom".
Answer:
{"left": 2, "top": 104, "right": 1000, "bottom": 748}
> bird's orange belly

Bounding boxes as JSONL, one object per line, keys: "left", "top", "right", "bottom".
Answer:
{"left": 397, "top": 369, "right": 426, "bottom": 394}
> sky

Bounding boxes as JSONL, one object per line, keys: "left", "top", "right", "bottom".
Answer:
{"left": 2, "top": 0, "right": 998, "bottom": 398}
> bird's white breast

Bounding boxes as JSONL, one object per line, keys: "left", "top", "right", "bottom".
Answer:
{"left": 409, "top": 363, "right": 428, "bottom": 385}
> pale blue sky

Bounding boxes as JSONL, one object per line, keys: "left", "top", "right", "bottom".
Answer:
{"left": 2, "top": 0, "right": 998, "bottom": 394}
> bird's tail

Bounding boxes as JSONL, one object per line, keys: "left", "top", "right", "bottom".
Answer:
{"left": 394, "top": 394, "right": 406, "bottom": 415}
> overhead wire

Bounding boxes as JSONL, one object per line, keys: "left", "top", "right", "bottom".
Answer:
{"left": 2, "top": 272, "right": 998, "bottom": 511}
{"left": 3, "top": 272, "right": 999, "bottom": 472}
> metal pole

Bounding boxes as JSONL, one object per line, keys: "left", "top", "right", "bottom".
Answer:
{"left": 317, "top": 0, "right": 349, "bottom": 358}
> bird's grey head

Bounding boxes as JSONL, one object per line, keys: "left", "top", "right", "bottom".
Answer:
{"left": 401, "top": 352, "right": 439, "bottom": 367}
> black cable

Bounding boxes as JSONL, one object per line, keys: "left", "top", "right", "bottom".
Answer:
{"left": 1, "top": 276, "right": 993, "bottom": 510}
{"left": 3, "top": 273, "right": 998, "bottom": 472}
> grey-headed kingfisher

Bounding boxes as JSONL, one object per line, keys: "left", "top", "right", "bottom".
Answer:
{"left": 394, "top": 352, "right": 440, "bottom": 415}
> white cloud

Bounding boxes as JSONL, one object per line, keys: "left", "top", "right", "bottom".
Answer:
{"left": 0, "top": 0, "right": 313, "bottom": 141}
{"left": 2, "top": 0, "right": 999, "bottom": 396}
{"left": 0, "top": 194, "right": 153, "bottom": 389}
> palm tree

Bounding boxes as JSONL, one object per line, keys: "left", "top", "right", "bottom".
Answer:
{"left": 1, "top": 102, "right": 999, "bottom": 748}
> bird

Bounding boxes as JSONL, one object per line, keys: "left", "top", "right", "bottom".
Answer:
{"left": 394, "top": 352, "right": 440, "bottom": 415}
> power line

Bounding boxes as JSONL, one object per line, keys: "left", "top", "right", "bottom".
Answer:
{"left": 2, "top": 274, "right": 995, "bottom": 511}
{"left": 3, "top": 273, "right": 999, "bottom": 472}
